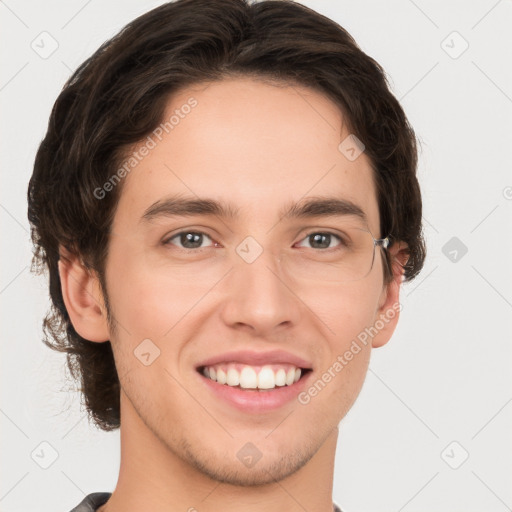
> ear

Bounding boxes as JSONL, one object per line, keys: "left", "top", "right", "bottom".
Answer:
{"left": 371, "top": 241, "right": 409, "bottom": 348}
{"left": 58, "top": 246, "right": 110, "bottom": 342}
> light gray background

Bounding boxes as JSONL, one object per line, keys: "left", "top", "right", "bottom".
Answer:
{"left": 1, "top": 1, "right": 511, "bottom": 511}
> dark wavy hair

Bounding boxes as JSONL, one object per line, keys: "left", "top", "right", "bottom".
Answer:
{"left": 27, "top": 0, "right": 425, "bottom": 431}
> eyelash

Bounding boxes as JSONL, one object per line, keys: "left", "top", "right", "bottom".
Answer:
{"left": 162, "top": 230, "right": 347, "bottom": 252}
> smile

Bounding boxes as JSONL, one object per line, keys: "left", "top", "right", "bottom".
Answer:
{"left": 199, "top": 363, "right": 312, "bottom": 390}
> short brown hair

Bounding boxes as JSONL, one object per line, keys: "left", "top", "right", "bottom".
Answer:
{"left": 27, "top": 0, "right": 426, "bottom": 431}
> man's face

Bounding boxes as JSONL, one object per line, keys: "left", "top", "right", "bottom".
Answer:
{"left": 102, "top": 76, "right": 392, "bottom": 484}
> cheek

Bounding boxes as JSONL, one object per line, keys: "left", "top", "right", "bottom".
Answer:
{"left": 311, "top": 290, "right": 376, "bottom": 416}
{"left": 331, "top": 347, "right": 371, "bottom": 416}
{"left": 305, "top": 276, "right": 382, "bottom": 341}
{"left": 107, "top": 272, "right": 180, "bottom": 341}
{"left": 302, "top": 278, "right": 380, "bottom": 397}
{"left": 104, "top": 246, "right": 222, "bottom": 342}
{"left": 103, "top": 238, "right": 170, "bottom": 339}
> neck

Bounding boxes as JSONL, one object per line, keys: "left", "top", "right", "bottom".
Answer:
{"left": 99, "top": 392, "right": 339, "bottom": 512}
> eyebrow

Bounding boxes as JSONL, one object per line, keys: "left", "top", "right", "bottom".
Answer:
{"left": 141, "top": 194, "right": 367, "bottom": 224}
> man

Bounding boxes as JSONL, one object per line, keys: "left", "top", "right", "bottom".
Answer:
{"left": 27, "top": 0, "right": 425, "bottom": 511}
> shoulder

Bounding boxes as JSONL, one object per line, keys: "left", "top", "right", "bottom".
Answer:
{"left": 68, "top": 492, "right": 111, "bottom": 512}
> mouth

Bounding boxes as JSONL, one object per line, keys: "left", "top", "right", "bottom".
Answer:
{"left": 194, "top": 349, "right": 314, "bottom": 411}
{"left": 196, "top": 362, "right": 314, "bottom": 413}
{"left": 196, "top": 363, "right": 313, "bottom": 392}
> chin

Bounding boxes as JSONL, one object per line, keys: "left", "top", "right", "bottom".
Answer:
{"left": 180, "top": 438, "right": 316, "bottom": 487}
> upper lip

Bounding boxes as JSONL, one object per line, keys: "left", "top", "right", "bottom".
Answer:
{"left": 196, "top": 349, "right": 313, "bottom": 369}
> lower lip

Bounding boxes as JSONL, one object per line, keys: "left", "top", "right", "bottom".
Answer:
{"left": 198, "top": 370, "right": 313, "bottom": 413}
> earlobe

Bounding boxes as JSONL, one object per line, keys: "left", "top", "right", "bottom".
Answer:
{"left": 58, "top": 246, "right": 110, "bottom": 342}
{"left": 371, "top": 241, "right": 409, "bottom": 348}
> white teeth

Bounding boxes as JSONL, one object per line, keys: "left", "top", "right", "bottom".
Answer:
{"left": 285, "top": 368, "right": 295, "bottom": 386}
{"left": 257, "top": 366, "right": 276, "bottom": 389}
{"left": 216, "top": 368, "right": 227, "bottom": 384}
{"left": 201, "top": 363, "right": 305, "bottom": 390}
{"left": 239, "top": 366, "right": 258, "bottom": 389}
{"left": 274, "top": 368, "right": 286, "bottom": 387}
{"left": 226, "top": 368, "right": 240, "bottom": 386}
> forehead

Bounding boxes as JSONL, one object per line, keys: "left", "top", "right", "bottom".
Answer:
{"left": 113, "top": 76, "right": 380, "bottom": 232}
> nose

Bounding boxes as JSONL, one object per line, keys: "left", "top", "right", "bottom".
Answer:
{"left": 219, "top": 245, "right": 301, "bottom": 336}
